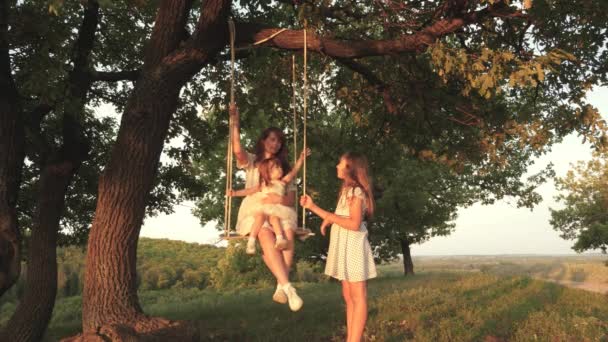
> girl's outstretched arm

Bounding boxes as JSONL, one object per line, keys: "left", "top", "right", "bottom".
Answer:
{"left": 300, "top": 194, "right": 363, "bottom": 231}
{"left": 230, "top": 104, "right": 249, "bottom": 166}
{"left": 282, "top": 148, "right": 311, "bottom": 183}
{"left": 227, "top": 186, "right": 260, "bottom": 197}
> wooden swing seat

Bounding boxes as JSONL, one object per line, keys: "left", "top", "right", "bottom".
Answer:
{"left": 220, "top": 227, "right": 315, "bottom": 241}
{"left": 219, "top": 231, "right": 245, "bottom": 240}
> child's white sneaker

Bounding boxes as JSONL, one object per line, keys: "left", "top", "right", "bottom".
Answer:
{"left": 272, "top": 283, "right": 288, "bottom": 304}
{"left": 274, "top": 235, "right": 288, "bottom": 250}
{"left": 283, "top": 283, "right": 303, "bottom": 312}
{"left": 246, "top": 238, "right": 256, "bottom": 255}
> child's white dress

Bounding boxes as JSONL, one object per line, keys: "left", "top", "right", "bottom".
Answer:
{"left": 325, "top": 187, "right": 377, "bottom": 282}
{"left": 259, "top": 180, "right": 297, "bottom": 223}
{"left": 235, "top": 152, "right": 296, "bottom": 236}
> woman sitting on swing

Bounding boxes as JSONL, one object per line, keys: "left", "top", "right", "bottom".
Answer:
{"left": 228, "top": 103, "right": 303, "bottom": 312}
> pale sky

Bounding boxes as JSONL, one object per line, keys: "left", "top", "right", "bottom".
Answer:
{"left": 138, "top": 86, "right": 608, "bottom": 256}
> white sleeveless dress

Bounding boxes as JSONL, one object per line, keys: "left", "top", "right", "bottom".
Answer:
{"left": 324, "top": 187, "right": 377, "bottom": 282}
{"left": 235, "top": 152, "right": 296, "bottom": 236}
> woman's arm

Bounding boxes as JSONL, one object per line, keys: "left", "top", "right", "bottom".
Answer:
{"left": 300, "top": 195, "right": 363, "bottom": 231}
{"left": 230, "top": 104, "right": 249, "bottom": 166}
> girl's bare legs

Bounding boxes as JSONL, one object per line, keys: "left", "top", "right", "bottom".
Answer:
{"left": 348, "top": 281, "right": 368, "bottom": 342}
{"left": 246, "top": 214, "right": 265, "bottom": 254}
{"left": 342, "top": 281, "right": 354, "bottom": 341}
{"left": 269, "top": 216, "right": 288, "bottom": 250}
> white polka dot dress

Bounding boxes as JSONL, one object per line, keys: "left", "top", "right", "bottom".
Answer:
{"left": 324, "top": 187, "right": 377, "bottom": 282}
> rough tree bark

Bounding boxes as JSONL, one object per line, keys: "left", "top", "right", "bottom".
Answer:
{"left": 76, "top": 1, "right": 230, "bottom": 339}
{"left": 70, "top": 0, "right": 522, "bottom": 339}
{"left": 400, "top": 237, "right": 415, "bottom": 276}
{"left": 0, "top": 155, "right": 86, "bottom": 342}
{"left": 0, "top": 0, "right": 24, "bottom": 298}
{"left": 0, "top": 2, "right": 98, "bottom": 340}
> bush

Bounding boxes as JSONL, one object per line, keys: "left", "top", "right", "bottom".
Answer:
{"left": 293, "top": 260, "right": 328, "bottom": 283}
{"left": 209, "top": 240, "right": 275, "bottom": 289}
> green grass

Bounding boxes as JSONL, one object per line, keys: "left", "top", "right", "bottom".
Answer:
{"left": 3, "top": 268, "right": 606, "bottom": 341}
{"left": 0, "top": 267, "right": 608, "bottom": 341}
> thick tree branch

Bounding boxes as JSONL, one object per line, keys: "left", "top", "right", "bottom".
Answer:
{"left": 63, "top": 0, "right": 98, "bottom": 156}
{"left": 160, "top": 0, "right": 230, "bottom": 83}
{"left": 144, "top": 0, "right": 193, "bottom": 68}
{"left": 188, "top": 0, "right": 230, "bottom": 54}
{"left": 24, "top": 103, "right": 53, "bottom": 164}
{"left": 0, "top": 0, "right": 24, "bottom": 298}
{"left": 0, "top": 0, "right": 12, "bottom": 85}
{"left": 91, "top": 70, "right": 140, "bottom": 82}
{"left": 72, "top": 0, "right": 99, "bottom": 74}
{"left": 234, "top": 1, "right": 519, "bottom": 58}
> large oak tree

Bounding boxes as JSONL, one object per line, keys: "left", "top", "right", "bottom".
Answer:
{"left": 0, "top": 0, "right": 604, "bottom": 340}
{"left": 72, "top": 1, "right": 608, "bottom": 339}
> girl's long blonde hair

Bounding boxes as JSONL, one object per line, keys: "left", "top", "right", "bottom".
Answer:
{"left": 340, "top": 152, "right": 375, "bottom": 219}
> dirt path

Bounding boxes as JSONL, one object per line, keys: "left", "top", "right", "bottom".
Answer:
{"left": 537, "top": 277, "right": 608, "bottom": 294}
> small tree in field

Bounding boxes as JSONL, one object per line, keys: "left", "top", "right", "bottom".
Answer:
{"left": 550, "top": 153, "right": 608, "bottom": 258}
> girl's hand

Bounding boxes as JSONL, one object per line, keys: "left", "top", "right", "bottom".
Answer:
{"left": 300, "top": 148, "right": 311, "bottom": 158}
{"left": 262, "top": 193, "right": 282, "bottom": 205}
{"left": 226, "top": 189, "right": 234, "bottom": 197}
{"left": 299, "top": 195, "right": 315, "bottom": 209}
{"left": 320, "top": 218, "right": 331, "bottom": 236}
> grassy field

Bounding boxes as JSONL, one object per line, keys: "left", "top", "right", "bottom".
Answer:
{"left": 408, "top": 254, "right": 608, "bottom": 294}
{"left": 2, "top": 257, "right": 607, "bottom": 341}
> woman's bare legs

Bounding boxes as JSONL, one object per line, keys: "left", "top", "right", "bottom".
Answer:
{"left": 258, "top": 228, "right": 289, "bottom": 285}
{"left": 347, "top": 281, "right": 368, "bottom": 342}
{"left": 281, "top": 227, "right": 295, "bottom": 270}
{"left": 258, "top": 228, "right": 303, "bottom": 311}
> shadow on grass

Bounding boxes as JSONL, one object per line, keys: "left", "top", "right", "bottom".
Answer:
{"left": 472, "top": 281, "right": 564, "bottom": 341}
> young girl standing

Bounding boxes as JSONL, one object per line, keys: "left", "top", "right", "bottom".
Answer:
{"left": 300, "top": 152, "right": 376, "bottom": 342}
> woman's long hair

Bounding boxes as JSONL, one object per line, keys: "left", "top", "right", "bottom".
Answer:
{"left": 254, "top": 127, "right": 291, "bottom": 174}
{"left": 340, "top": 152, "right": 375, "bottom": 219}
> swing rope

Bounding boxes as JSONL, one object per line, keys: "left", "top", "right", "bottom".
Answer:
{"left": 292, "top": 55, "right": 298, "bottom": 215}
{"left": 224, "top": 18, "right": 236, "bottom": 238}
{"left": 301, "top": 21, "right": 308, "bottom": 231}
{"left": 222, "top": 19, "right": 313, "bottom": 240}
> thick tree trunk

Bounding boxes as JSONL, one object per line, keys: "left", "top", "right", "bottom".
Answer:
{"left": 0, "top": 2, "right": 97, "bottom": 339}
{"left": 400, "top": 238, "right": 415, "bottom": 276}
{"left": 79, "top": 0, "right": 228, "bottom": 337}
{"left": 0, "top": 0, "right": 24, "bottom": 297}
{"left": 0, "top": 160, "right": 80, "bottom": 342}
{"left": 82, "top": 75, "right": 181, "bottom": 332}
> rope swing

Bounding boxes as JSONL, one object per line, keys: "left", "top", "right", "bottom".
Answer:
{"left": 301, "top": 21, "right": 309, "bottom": 233}
{"left": 222, "top": 19, "right": 313, "bottom": 240}
{"left": 222, "top": 17, "right": 238, "bottom": 239}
